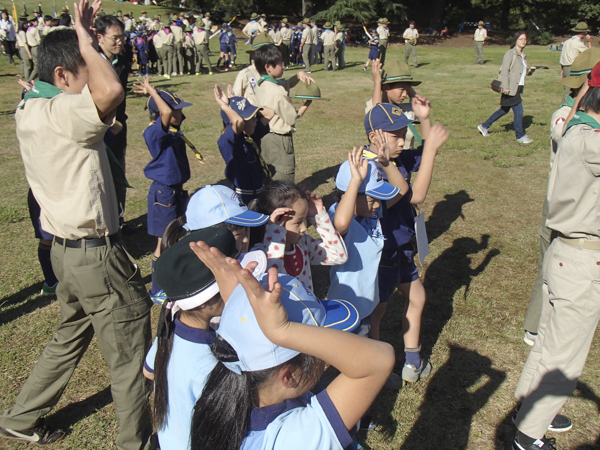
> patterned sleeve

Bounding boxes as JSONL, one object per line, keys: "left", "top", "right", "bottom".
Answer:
{"left": 260, "top": 222, "right": 287, "bottom": 273}
{"left": 305, "top": 209, "right": 348, "bottom": 266}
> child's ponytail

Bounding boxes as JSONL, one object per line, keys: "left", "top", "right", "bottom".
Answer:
{"left": 153, "top": 302, "right": 176, "bottom": 430}
{"left": 160, "top": 215, "right": 188, "bottom": 253}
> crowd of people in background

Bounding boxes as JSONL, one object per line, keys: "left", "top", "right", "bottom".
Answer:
{"left": 0, "top": 3, "right": 599, "bottom": 450}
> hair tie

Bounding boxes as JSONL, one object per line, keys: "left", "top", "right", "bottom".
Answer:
{"left": 222, "top": 360, "right": 244, "bottom": 374}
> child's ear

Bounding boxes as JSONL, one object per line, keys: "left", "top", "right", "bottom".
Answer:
{"left": 279, "top": 365, "right": 300, "bottom": 389}
{"left": 368, "top": 131, "right": 376, "bottom": 143}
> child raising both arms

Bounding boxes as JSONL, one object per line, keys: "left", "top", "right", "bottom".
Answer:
{"left": 250, "top": 181, "right": 347, "bottom": 292}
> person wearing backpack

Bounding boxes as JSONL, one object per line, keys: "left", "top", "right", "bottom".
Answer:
{"left": 478, "top": 31, "right": 537, "bottom": 144}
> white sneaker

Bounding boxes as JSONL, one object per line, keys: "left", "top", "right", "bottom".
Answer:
{"left": 524, "top": 331, "right": 537, "bottom": 346}
{"left": 477, "top": 124, "right": 490, "bottom": 137}
{"left": 517, "top": 135, "right": 533, "bottom": 144}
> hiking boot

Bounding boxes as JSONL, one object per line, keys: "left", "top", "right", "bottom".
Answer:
{"left": 513, "top": 434, "right": 556, "bottom": 450}
{"left": 478, "top": 124, "right": 490, "bottom": 137}
{"left": 0, "top": 421, "right": 65, "bottom": 445}
{"left": 402, "top": 360, "right": 432, "bottom": 384}
{"left": 383, "top": 371, "right": 403, "bottom": 389}
{"left": 524, "top": 331, "right": 538, "bottom": 346}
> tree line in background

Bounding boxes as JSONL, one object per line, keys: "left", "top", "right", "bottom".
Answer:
{"left": 187, "top": 0, "right": 597, "bottom": 37}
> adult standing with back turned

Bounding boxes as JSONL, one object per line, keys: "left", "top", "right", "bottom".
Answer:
{"left": 0, "top": 1, "right": 153, "bottom": 448}
{"left": 559, "top": 22, "right": 591, "bottom": 103}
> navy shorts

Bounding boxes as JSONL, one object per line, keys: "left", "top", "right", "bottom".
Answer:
{"left": 147, "top": 181, "right": 188, "bottom": 238}
{"left": 220, "top": 43, "right": 228, "bottom": 53}
{"left": 27, "top": 189, "right": 53, "bottom": 240}
{"left": 378, "top": 242, "right": 419, "bottom": 303}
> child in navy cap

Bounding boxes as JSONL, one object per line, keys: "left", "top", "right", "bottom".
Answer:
{"left": 214, "top": 83, "right": 275, "bottom": 205}
{"left": 364, "top": 102, "right": 449, "bottom": 388}
{"left": 133, "top": 78, "right": 193, "bottom": 305}
{"left": 188, "top": 242, "right": 393, "bottom": 450}
{"left": 328, "top": 146, "right": 409, "bottom": 338}
{"left": 363, "top": 29, "right": 379, "bottom": 71}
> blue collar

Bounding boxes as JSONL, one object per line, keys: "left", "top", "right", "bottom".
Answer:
{"left": 173, "top": 318, "right": 215, "bottom": 345}
{"left": 248, "top": 395, "right": 310, "bottom": 431}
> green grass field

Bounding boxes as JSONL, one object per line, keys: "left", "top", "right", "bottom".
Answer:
{"left": 0, "top": 15, "right": 599, "bottom": 449}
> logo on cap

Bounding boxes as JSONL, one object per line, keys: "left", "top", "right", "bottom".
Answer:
{"left": 236, "top": 99, "right": 247, "bottom": 111}
{"left": 392, "top": 107, "right": 402, "bottom": 116}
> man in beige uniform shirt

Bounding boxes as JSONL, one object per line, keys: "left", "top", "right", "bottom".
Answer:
{"left": 193, "top": 22, "right": 212, "bottom": 75}
{"left": 512, "top": 63, "right": 600, "bottom": 450}
{"left": 321, "top": 22, "right": 336, "bottom": 71}
{"left": 300, "top": 19, "right": 312, "bottom": 73}
{"left": 25, "top": 17, "right": 41, "bottom": 81}
{"left": 280, "top": 18, "right": 292, "bottom": 67}
{"left": 473, "top": 21, "right": 487, "bottom": 65}
{"left": 403, "top": 21, "right": 419, "bottom": 68}
{"left": 0, "top": 2, "right": 152, "bottom": 449}
{"left": 377, "top": 18, "right": 390, "bottom": 65}
{"left": 310, "top": 18, "right": 318, "bottom": 65}
{"left": 559, "top": 22, "right": 592, "bottom": 103}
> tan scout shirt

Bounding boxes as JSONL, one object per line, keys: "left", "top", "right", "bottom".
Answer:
{"left": 255, "top": 78, "right": 296, "bottom": 135}
{"left": 560, "top": 36, "right": 589, "bottom": 66}
{"left": 26, "top": 26, "right": 40, "bottom": 47}
{"left": 403, "top": 28, "right": 418, "bottom": 44}
{"left": 171, "top": 25, "right": 183, "bottom": 43}
{"left": 16, "top": 29, "right": 27, "bottom": 47}
{"left": 159, "top": 30, "right": 174, "bottom": 46}
{"left": 311, "top": 25, "right": 319, "bottom": 45}
{"left": 377, "top": 25, "right": 389, "bottom": 40}
{"left": 153, "top": 31, "right": 164, "bottom": 48}
{"left": 43, "top": 24, "right": 51, "bottom": 36}
{"left": 269, "top": 29, "right": 281, "bottom": 45}
{"left": 474, "top": 27, "right": 487, "bottom": 41}
{"left": 193, "top": 27, "right": 208, "bottom": 45}
{"left": 281, "top": 27, "right": 293, "bottom": 42}
{"left": 301, "top": 26, "right": 312, "bottom": 45}
{"left": 17, "top": 85, "right": 118, "bottom": 239}
{"left": 321, "top": 29, "right": 335, "bottom": 46}
{"left": 233, "top": 64, "right": 260, "bottom": 105}
{"left": 550, "top": 104, "right": 571, "bottom": 168}
{"left": 546, "top": 123, "right": 600, "bottom": 239}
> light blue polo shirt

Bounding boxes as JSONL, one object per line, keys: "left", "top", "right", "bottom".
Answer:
{"left": 144, "top": 319, "right": 217, "bottom": 450}
{"left": 241, "top": 390, "right": 352, "bottom": 450}
{"left": 327, "top": 203, "right": 384, "bottom": 318}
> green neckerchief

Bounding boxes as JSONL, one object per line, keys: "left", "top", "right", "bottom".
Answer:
{"left": 257, "top": 74, "right": 278, "bottom": 86}
{"left": 560, "top": 96, "right": 575, "bottom": 109}
{"left": 21, "top": 81, "right": 131, "bottom": 189}
{"left": 563, "top": 110, "right": 600, "bottom": 135}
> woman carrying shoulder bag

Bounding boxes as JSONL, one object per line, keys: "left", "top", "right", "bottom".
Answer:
{"left": 478, "top": 31, "right": 536, "bottom": 144}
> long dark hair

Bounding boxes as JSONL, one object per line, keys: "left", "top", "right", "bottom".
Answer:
{"left": 580, "top": 85, "right": 600, "bottom": 114}
{"left": 248, "top": 180, "right": 306, "bottom": 248}
{"left": 509, "top": 30, "right": 527, "bottom": 49}
{"left": 153, "top": 294, "right": 221, "bottom": 430}
{"left": 190, "top": 336, "right": 322, "bottom": 450}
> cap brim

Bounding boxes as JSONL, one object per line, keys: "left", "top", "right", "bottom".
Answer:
{"left": 383, "top": 77, "right": 422, "bottom": 86}
{"left": 224, "top": 210, "right": 269, "bottom": 226}
{"left": 366, "top": 182, "right": 400, "bottom": 200}
{"left": 172, "top": 101, "right": 193, "bottom": 110}
{"left": 560, "top": 74, "right": 586, "bottom": 89}
{"left": 294, "top": 94, "right": 324, "bottom": 100}
{"left": 322, "top": 299, "right": 360, "bottom": 332}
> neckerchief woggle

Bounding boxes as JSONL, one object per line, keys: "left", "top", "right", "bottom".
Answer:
{"left": 563, "top": 110, "right": 600, "bottom": 135}
{"left": 149, "top": 121, "right": 205, "bottom": 163}
{"left": 21, "top": 81, "right": 132, "bottom": 188}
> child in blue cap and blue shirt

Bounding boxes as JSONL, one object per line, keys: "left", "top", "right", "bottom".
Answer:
{"left": 187, "top": 240, "right": 393, "bottom": 450}
{"left": 214, "top": 83, "right": 276, "bottom": 204}
{"left": 363, "top": 101, "right": 449, "bottom": 388}
{"left": 328, "top": 145, "right": 410, "bottom": 338}
{"left": 133, "top": 78, "right": 193, "bottom": 304}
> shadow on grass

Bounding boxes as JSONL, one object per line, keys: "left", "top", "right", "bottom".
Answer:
{"left": 500, "top": 115, "right": 542, "bottom": 133}
{"left": 421, "top": 234, "right": 500, "bottom": 359}
{"left": 425, "top": 190, "right": 474, "bottom": 244}
{"left": 0, "top": 284, "right": 54, "bottom": 327}
{"left": 494, "top": 377, "right": 600, "bottom": 449}
{"left": 297, "top": 164, "right": 338, "bottom": 208}
{"left": 401, "top": 345, "right": 506, "bottom": 449}
{"left": 121, "top": 213, "right": 157, "bottom": 260}
{"left": 46, "top": 386, "right": 113, "bottom": 432}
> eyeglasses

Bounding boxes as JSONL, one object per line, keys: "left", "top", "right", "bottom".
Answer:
{"left": 104, "top": 34, "right": 125, "bottom": 43}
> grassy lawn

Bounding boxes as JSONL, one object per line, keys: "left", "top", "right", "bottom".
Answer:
{"left": 1, "top": 22, "right": 599, "bottom": 450}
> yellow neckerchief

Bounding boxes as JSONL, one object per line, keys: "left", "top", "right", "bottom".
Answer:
{"left": 244, "top": 135, "right": 272, "bottom": 180}
{"left": 150, "top": 121, "right": 205, "bottom": 163}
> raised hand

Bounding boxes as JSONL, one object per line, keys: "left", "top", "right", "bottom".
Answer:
{"left": 269, "top": 207, "right": 293, "bottom": 226}
{"left": 371, "top": 58, "right": 382, "bottom": 80}
{"left": 348, "top": 146, "right": 369, "bottom": 181}
{"left": 411, "top": 94, "right": 431, "bottom": 120}
{"left": 371, "top": 129, "right": 391, "bottom": 167}
{"left": 132, "top": 77, "right": 154, "bottom": 95}
{"left": 227, "top": 83, "right": 235, "bottom": 98}
{"left": 73, "top": 0, "right": 101, "bottom": 50}
{"left": 306, "top": 192, "right": 323, "bottom": 218}
{"left": 213, "top": 83, "right": 229, "bottom": 107}
{"left": 424, "top": 123, "right": 449, "bottom": 153}
{"left": 297, "top": 71, "right": 315, "bottom": 85}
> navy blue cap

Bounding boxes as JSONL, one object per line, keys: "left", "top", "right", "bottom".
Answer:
{"left": 220, "top": 96, "right": 261, "bottom": 124}
{"left": 364, "top": 103, "right": 414, "bottom": 134}
{"left": 147, "top": 89, "right": 193, "bottom": 113}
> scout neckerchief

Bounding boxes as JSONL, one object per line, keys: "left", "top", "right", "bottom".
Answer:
{"left": 257, "top": 74, "right": 278, "bottom": 86}
{"left": 563, "top": 110, "right": 600, "bottom": 135}
{"left": 560, "top": 95, "right": 575, "bottom": 109}
{"left": 21, "top": 81, "right": 131, "bottom": 188}
{"left": 389, "top": 101, "right": 422, "bottom": 146}
{"left": 150, "top": 121, "right": 205, "bottom": 163}
{"left": 244, "top": 135, "right": 272, "bottom": 180}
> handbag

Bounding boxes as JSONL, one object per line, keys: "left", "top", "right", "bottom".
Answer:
{"left": 491, "top": 51, "right": 517, "bottom": 93}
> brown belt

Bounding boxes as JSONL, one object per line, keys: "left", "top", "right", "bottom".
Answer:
{"left": 559, "top": 236, "right": 600, "bottom": 250}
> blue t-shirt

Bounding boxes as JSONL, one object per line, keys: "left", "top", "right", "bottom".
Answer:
{"left": 370, "top": 145, "right": 423, "bottom": 251}
{"left": 369, "top": 36, "right": 380, "bottom": 52}
{"left": 143, "top": 119, "right": 191, "bottom": 186}
{"left": 217, "top": 120, "right": 268, "bottom": 192}
{"left": 241, "top": 390, "right": 352, "bottom": 450}
{"left": 144, "top": 319, "right": 217, "bottom": 450}
{"left": 328, "top": 203, "right": 384, "bottom": 318}
{"left": 219, "top": 30, "right": 230, "bottom": 45}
